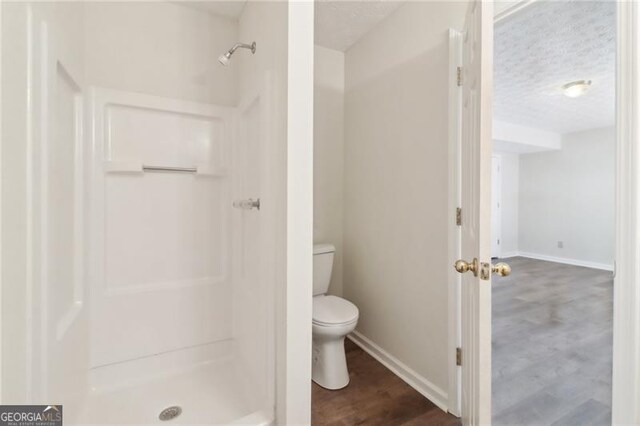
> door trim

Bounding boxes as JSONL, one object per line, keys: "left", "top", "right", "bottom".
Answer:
{"left": 612, "top": 2, "right": 640, "bottom": 424}
{"left": 447, "top": 28, "right": 463, "bottom": 418}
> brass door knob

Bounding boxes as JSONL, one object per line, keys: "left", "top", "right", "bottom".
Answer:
{"left": 454, "top": 258, "right": 479, "bottom": 276}
{"left": 491, "top": 262, "right": 511, "bottom": 277}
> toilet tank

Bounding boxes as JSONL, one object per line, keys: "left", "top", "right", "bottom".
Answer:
{"left": 313, "top": 244, "right": 335, "bottom": 296}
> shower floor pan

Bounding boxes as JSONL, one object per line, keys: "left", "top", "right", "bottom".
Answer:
{"left": 76, "top": 348, "right": 272, "bottom": 425}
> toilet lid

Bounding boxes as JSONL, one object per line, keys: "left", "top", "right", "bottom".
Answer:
{"left": 313, "top": 295, "right": 359, "bottom": 326}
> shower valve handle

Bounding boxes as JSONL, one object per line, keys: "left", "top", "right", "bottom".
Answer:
{"left": 233, "top": 198, "right": 260, "bottom": 210}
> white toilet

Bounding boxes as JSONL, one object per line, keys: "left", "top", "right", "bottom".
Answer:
{"left": 312, "top": 244, "right": 359, "bottom": 390}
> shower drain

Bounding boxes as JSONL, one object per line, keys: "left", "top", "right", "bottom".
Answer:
{"left": 159, "top": 406, "right": 182, "bottom": 421}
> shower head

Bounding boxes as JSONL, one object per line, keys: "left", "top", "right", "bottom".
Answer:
{"left": 218, "top": 52, "right": 231, "bottom": 66}
{"left": 218, "top": 41, "right": 256, "bottom": 66}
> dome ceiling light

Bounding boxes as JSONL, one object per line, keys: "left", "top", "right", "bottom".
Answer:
{"left": 562, "top": 80, "right": 592, "bottom": 98}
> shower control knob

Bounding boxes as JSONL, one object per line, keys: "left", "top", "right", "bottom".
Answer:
{"left": 233, "top": 198, "right": 260, "bottom": 210}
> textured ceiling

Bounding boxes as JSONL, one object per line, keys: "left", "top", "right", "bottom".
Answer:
{"left": 315, "top": 1, "right": 404, "bottom": 51}
{"left": 494, "top": 1, "right": 615, "bottom": 134}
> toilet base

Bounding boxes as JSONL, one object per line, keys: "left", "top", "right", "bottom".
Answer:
{"left": 312, "top": 321, "right": 357, "bottom": 390}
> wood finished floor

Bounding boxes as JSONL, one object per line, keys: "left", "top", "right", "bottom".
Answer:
{"left": 493, "top": 257, "right": 613, "bottom": 426}
{"left": 312, "top": 339, "right": 461, "bottom": 426}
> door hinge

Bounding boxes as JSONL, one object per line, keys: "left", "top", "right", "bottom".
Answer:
{"left": 456, "top": 347, "right": 462, "bottom": 366}
{"left": 456, "top": 207, "right": 462, "bottom": 226}
{"left": 457, "top": 67, "right": 463, "bottom": 86}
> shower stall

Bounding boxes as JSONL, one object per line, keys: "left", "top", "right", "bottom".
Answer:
{"left": 0, "top": 1, "right": 313, "bottom": 424}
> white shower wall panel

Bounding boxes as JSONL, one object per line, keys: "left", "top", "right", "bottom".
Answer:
{"left": 90, "top": 89, "right": 235, "bottom": 368}
{"left": 104, "top": 174, "right": 226, "bottom": 294}
{"left": 232, "top": 84, "right": 275, "bottom": 411}
{"left": 105, "top": 104, "right": 228, "bottom": 171}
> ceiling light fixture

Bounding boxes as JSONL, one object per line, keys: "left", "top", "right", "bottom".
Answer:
{"left": 562, "top": 80, "right": 592, "bottom": 98}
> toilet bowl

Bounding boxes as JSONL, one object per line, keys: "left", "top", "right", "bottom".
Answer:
{"left": 312, "top": 295, "right": 359, "bottom": 389}
{"left": 312, "top": 244, "right": 359, "bottom": 390}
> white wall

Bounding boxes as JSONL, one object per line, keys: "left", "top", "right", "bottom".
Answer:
{"left": 343, "top": 1, "right": 466, "bottom": 399}
{"left": 493, "top": 120, "right": 562, "bottom": 154}
{"left": 314, "top": 45, "right": 344, "bottom": 297}
{"left": 84, "top": 2, "right": 237, "bottom": 105}
{"left": 518, "top": 126, "right": 615, "bottom": 268}
{"left": 285, "top": 2, "right": 314, "bottom": 422}
{"left": 496, "top": 153, "right": 519, "bottom": 256}
{"left": 1, "top": 2, "right": 30, "bottom": 402}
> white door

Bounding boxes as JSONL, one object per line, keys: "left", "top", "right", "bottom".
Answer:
{"left": 491, "top": 156, "right": 501, "bottom": 258}
{"left": 457, "top": 1, "right": 494, "bottom": 424}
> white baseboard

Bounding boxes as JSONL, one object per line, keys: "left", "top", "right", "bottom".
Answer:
{"left": 347, "top": 331, "right": 449, "bottom": 412}
{"left": 508, "top": 251, "right": 614, "bottom": 271}
{"left": 498, "top": 251, "right": 520, "bottom": 259}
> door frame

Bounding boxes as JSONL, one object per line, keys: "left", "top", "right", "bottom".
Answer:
{"left": 448, "top": 1, "right": 640, "bottom": 424}
{"left": 612, "top": 2, "right": 640, "bottom": 423}
{"left": 447, "top": 28, "right": 463, "bottom": 417}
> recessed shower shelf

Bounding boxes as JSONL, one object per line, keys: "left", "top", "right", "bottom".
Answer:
{"left": 104, "top": 160, "right": 227, "bottom": 177}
